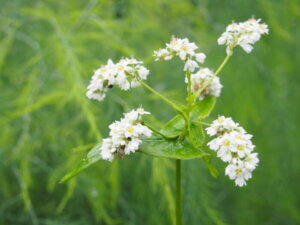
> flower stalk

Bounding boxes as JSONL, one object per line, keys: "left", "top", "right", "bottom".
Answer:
{"left": 138, "top": 79, "right": 190, "bottom": 136}
{"left": 192, "top": 54, "right": 231, "bottom": 103}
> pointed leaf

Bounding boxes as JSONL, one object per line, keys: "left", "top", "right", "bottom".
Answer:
{"left": 203, "top": 156, "right": 219, "bottom": 178}
{"left": 160, "top": 97, "right": 216, "bottom": 138}
{"left": 160, "top": 114, "right": 185, "bottom": 138}
{"left": 60, "top": 143, "right": 102, "bottom": 183}
{"left": 189, "top": 123, "right": 205, "bottom": 148}
{"left": 190, "top": 96, "right": 216, "bottom": 121}
{"left": 139, "top": 134, "right": 209, "bottom": 159}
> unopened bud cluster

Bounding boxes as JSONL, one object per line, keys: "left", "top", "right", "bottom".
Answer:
{"left": 86, "top": 58, "right": 149, "bottom": 101}
{"left": 206, "top": 116, "right": 259, "bottom": 186}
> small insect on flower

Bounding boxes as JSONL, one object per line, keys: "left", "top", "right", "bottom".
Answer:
{"left": 206, "top": 116, "right": 259, "bottom": 187}
{"left": 218, "top": 18, "right": 269, "bottom": 55}
{"left": 100, "top": 107, "right": 152, "bottom": 162}
{"left": 86, "top": 58, "right": 150, "bottom": 101}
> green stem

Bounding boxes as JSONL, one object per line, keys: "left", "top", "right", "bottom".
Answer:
{"left": 192, "top": 121, "right": 210, "bottom": 126}
{"left": 193, "top": 55, "right": 231, "bottom": 102}
{"left": 181, "top": 68, "right": 192, "bottom": 140}
{"left": 186, "top": 69, "right": 192, "bottom": 107}
{"left": 176, "top": 159, "right": 182, "bottom": 225}
{"left": 139, "top": 80, "right": 189, "bottom": 132}
{"left": 139, "top": 80, "right": 182, "bottom": 113}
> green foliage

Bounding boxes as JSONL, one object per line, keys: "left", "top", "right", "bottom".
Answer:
{"left": 0, "top": 0, "right": 299, "bottom": 225}
{"left": 160, "top": 97, "right": 215, "bottom": 138}
{"left": 59, "top": 143, "right": 102, "bottom": 183}
{"left": 139, "top": 134, "right": 208, "bottom": 159}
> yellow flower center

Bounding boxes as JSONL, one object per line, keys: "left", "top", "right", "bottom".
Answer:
{"left": 181, "top": 46, "right": 187, "bottom": 51}
{"left": 100, "top": 69, "right": 107, "bottom": 73}
{"left": 137, "top": 109, "right": 144, "bottom": 113}
{"left": 126, "top": 127, "right": 134, "bottom": 133}
{"left": 235, "top": 169, "right": 243, "bottom": 175}
{"left": 224, "top": 140, "right": 230, "bottom": 146}
{"left": 217, "top": 118, "right": 225, "bottom": 123}
{"left": 237, "top": 145, "right": 245, "bottom": 151}
{"left": 118, "top": 67, "right": 124, "bottom": 71}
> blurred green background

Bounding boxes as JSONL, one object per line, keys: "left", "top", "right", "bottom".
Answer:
{"left": 1, "top": 0, "right": 299, "bottom": 224}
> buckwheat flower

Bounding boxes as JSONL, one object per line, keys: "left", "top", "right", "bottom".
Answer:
{"left": 153, "top": 36, "right": 206, "bottom": 72}
{"left": 100, "top": 138, "right": 115, "bottom": 162}
{"left": 225, "top": 162, "right": 252, "bottom": 187}
{"left": 99, "top": 107, "right": 152, "bottom": 161}
{"left": 218, "top": 18, "right": 269, "bottom": 55}
{"left": 86, "top": 80, "right": 107, "bottom": 101}
{"left": 86, "top": 58, "right": 150, "bottom": 101}
{"left": 206, "top": 116, "right": 259, "bottom": 187}
{"left": 153, "top": 48, "right": 172, "bottom": 61}
{"left": 184, "top": 59, "right": 198, "bottom": 72}
{"left": 206, "top": 115, "right": 238, "bottom": 136}
{"left": 176, "top": 38, "right": 198, "bottom": 60}
{"left": 216, "top": 133, "right": 237, "bottom": 162}
{"left": 124, "top": 107, "right": 150, "bottom": 122}
{"left": 243, "top": 152, "right": 259, "bottom": 170}
{"left": 195, "top": 53, "right": 206, "bottom": 63}
{"left": 189, "top": 68, "right": 223, "bottom": 100}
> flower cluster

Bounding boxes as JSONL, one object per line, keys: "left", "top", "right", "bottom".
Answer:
{"left": 206, "top": 116, "right": 259, "bottom": 187}
{"left": 153, "top": 37, "right": 206, "bottom": 72}
{"left": 218, "top": 18, "right": 269, "bottom": 55}
{"left": 187, "top": 68, "right": 223, "bottom": 100}
{"left": 86, "top": 58, "right": 149, "bottom": 101}
{"left": 100, "top": 108, "right": 152, "bottom": 161}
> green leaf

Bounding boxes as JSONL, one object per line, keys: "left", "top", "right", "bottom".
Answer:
{"left": 203, "top": 156, "right": 219, "bottom": 179}
{"left": 60, "top": 143, "right": 102, "bottom": 183}
{"left": 139, "top": 134, "right": 209, "bottom": 159}
{"left": 160, "top": 114, "right": 185, "bottom": 138}
{"left": 160, "top": 97, "right": 216, "bottom": 138}
{"left": 189, "top": 123, "right": 205, "bottom": 148}
{"left": 190, "top": 96, "right": 216, "bottom": 121}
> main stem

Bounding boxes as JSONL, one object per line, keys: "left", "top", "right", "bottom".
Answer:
{"left": 176, "top": 159, "right": 182, "bottom": 225}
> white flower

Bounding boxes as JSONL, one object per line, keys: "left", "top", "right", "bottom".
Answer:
{"left": 190, "top": 68, "right": 223, "bottom": 100}
{"left": 125, "top": 138, "right": 141, "bottom": 154}
{"left": 154, "top": 36, "right": 206, "bottom": 72}
{"left": 99, "top": 107, "right": 152, "bottom": 161}
{"left": 195, "top": 53, "right": 206, "bottom": 63}
{"left": 184, "top": 59, "right": 198, "bottom": 72}
{"left": 225, "top": 163, "right": 252, "bottom": 187}
{"left": 153, "top": 48, "right": 173, "bottom": 61}
{"left": 176, "top": 38, "right": 198, "bottom": 60}
{"left": 206, "top": 115, "right": 238, "bottom": 136}
{"left": 218, "top": 18, "right": 269, "bottom": 55}
{"left": 137, "top": 66, "right": 149, "bottom": 79}
{"left": 206, "top": 116, "right": 259, "bottom": 187}
{"left": 86, "top": 58, "right": 150, "bottom": 101}
{"left": 243, "top": 152, "right": 259, "bottom": 170}
{"left": 100, "top": 138, "right": 115, "bottom": 162}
